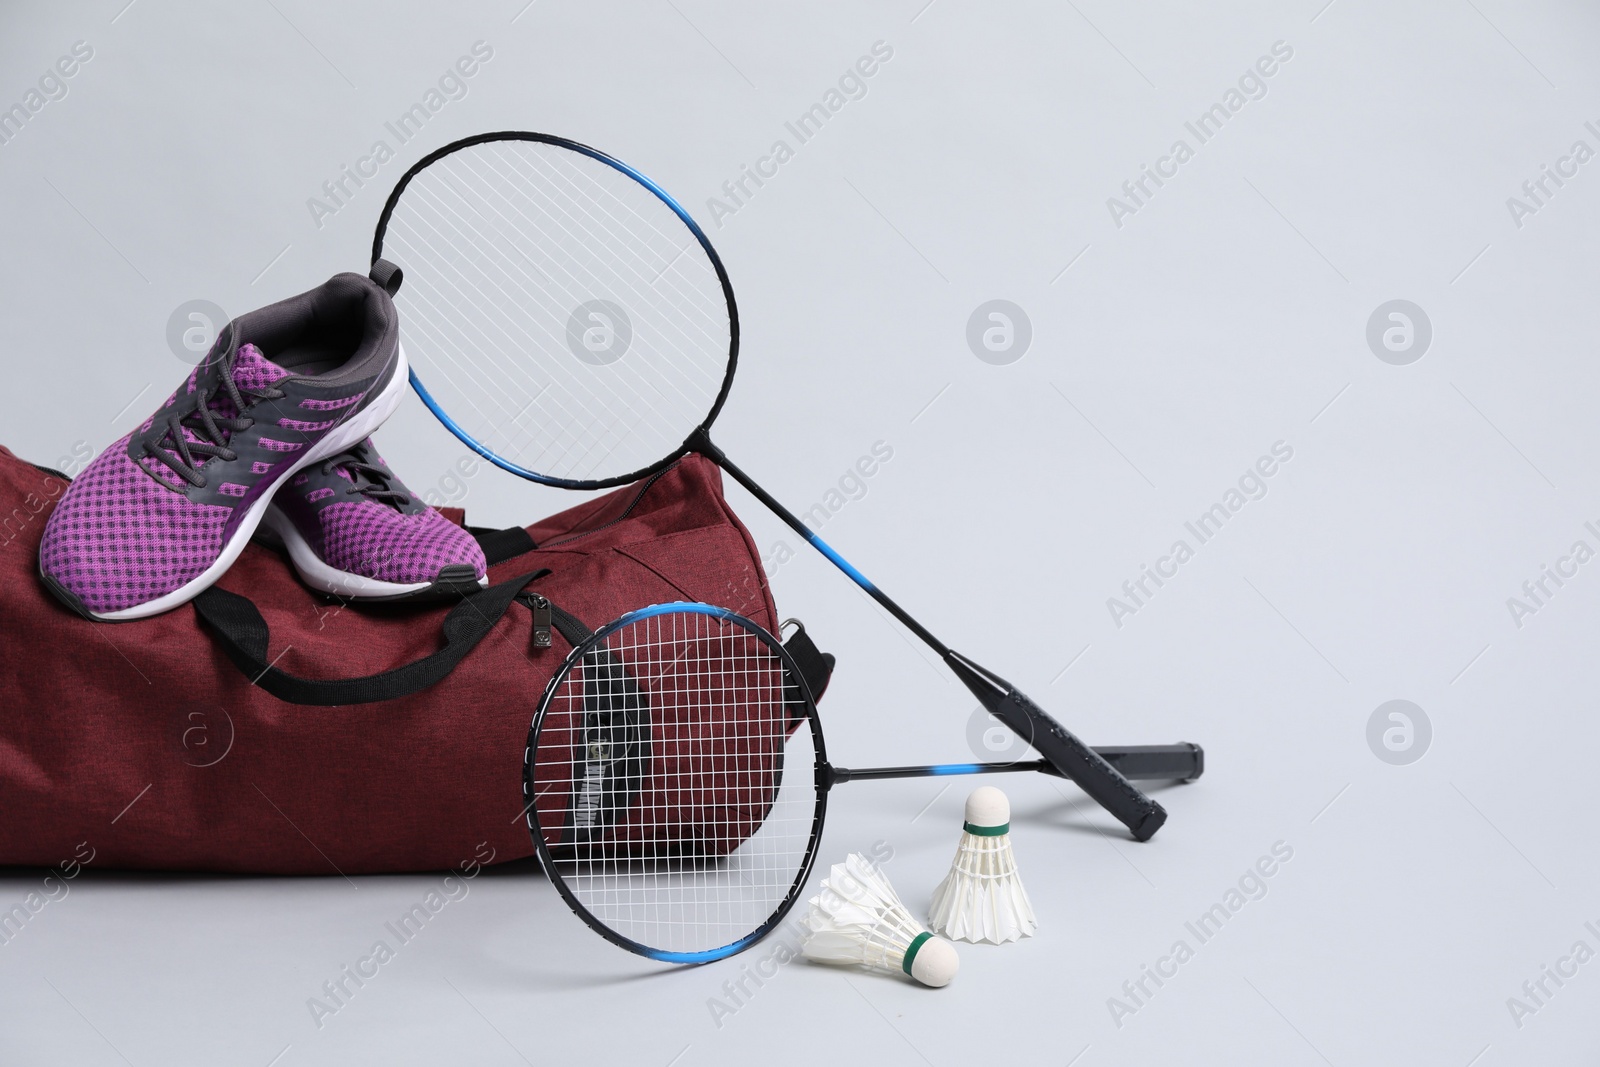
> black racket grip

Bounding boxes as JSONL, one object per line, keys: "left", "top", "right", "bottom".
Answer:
{"left": 947, "top": 651, "right": 1168, "bottom": 841}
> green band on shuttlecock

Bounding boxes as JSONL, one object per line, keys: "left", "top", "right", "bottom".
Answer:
{"left": 902, "top": 931, "right": 934, "bottom": 976}
{"left": 964, "top": 821, "right": 1009, "bottom": 836}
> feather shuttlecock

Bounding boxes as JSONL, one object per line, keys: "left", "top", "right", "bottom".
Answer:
{"left": 928, "top": 786, "right": 1037, "bottom": 944}
{"left": 800, "top": 853, "right": 959, "bottom": 987}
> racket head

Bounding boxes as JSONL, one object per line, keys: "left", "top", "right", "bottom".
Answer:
{"left": 371, "top": 131, "right": 740, "bottom": 490}
{"left": 523, "top": 602, "right": 827, "bottom": 963}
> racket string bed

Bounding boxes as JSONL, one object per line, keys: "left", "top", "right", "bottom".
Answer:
{"left": 529, "top": 606, "right": 818, "bottom": 955}
{"left": 383, "top": 140, "right": 729, "bottom": 484}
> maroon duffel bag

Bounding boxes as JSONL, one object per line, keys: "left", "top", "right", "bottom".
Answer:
{"left": 0, "top": 445, "right": 812, "bottom": 874}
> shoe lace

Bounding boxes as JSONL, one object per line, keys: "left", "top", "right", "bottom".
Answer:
{"left": 143, "top": 339, "right": 285, "bottom": 487}
{"left": 326, "top": 458, "right": 410, "bottom": 508}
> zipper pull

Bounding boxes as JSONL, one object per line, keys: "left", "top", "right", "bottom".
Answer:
{"left": 530, "top": 594, "right": 552, "bottom": 648}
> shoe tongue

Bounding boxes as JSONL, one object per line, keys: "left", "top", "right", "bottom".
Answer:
{"left": 191, "top": 341, "right": 290, "bottom": 425}
{"left": 229, "top": 343, "right": 291, "bottom": 392}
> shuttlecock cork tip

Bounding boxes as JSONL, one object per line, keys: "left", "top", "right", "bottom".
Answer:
{"left": 905, "top": 933, "right": 960, "bottom": 987}
{"left": 964, "top": 786, "right": 1010, "bottom": 832}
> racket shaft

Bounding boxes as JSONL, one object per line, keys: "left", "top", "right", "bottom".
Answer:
{"left": 692, "top": 430, "right": 954, "bottom": 653}
{"left": 832, "top": 744, "right": 1203, "bottom": 783}
{"left": 700, "top": 433, "right": 1165, "bottom": 839}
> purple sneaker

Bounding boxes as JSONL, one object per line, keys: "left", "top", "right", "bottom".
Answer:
{"left": 39, "top": 270, "right": 408, "bottom": 620}
{"left": 261, "top": 438, "right": 488, "bottom": 601}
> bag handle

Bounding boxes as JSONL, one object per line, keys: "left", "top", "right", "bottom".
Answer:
{"left": 193, "top": 571, "right": 547, "bottom": 706}
{"left": 469, "top": 524, "right": 537, "bottom": 564}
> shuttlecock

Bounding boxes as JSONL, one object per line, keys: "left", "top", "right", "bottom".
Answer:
{"left": 800, "top": 853, "right": 959, "bottom": 987}
{"left": 928, "top": 786, "right": 1037, "bottom": 944}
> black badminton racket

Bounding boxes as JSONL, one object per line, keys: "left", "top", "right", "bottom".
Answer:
{"left": 374, "top": 131, "right": 1167, "bottom": 840}
{"left": 523, "top": 601, "right": 1201, "bottom": 962}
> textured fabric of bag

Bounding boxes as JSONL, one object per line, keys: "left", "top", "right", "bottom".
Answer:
{"left": 0, "top": 447, "right": 778, "bottom": 874}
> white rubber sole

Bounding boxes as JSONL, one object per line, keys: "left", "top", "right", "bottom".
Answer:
{"left": 262, "top": 503, "right": 487, "bottom": 601}
{"left": 91, "top": 343, "right": 413, "bottom": 621}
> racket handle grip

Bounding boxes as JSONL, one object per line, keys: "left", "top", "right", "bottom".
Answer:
{"left": 947, "top": 651, "right": 1168, "bottom": 841}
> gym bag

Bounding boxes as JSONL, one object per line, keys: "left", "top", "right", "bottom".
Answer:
{"left": 0, "top": 446, "right": 826, "bottom": 875}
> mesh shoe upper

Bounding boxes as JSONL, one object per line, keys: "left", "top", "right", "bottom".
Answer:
{"left": 38, "top": 434, "right": 235, "bottom": 614}
{"left": 272, "top": 439, "right": 486, "bottom": 586}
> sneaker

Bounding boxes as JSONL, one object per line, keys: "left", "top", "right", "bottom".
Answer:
{"left": 261, "top": 438, "right": 488, "bottom": 601}
{"left": 39, "top": 271, "right": 408, "bottom": 620}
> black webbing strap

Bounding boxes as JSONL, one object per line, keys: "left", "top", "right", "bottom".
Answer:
{"left": 193, "top": 571, "right": 547, "bottom": 706}
{"left": 469, "top": 525, "right": 538, "bottom": 565}
{"left": 782, "top": 620, "right": 836, "bottom": 707}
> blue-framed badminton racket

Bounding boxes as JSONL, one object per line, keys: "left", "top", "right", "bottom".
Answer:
{"left": 372, "top": 131, "right": 1170, "bottom": 841}
{"left": 524, "top": 601, "right": 1202, "bottom": 963}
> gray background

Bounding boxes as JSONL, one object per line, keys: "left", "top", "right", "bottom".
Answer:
{"left": 1, "top": 0, "right": 1596, "bottom": 1063}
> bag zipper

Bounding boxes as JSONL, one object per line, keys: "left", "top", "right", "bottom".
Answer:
{"left": 518, "top": 591, "right": 593, "bottom": 650}
{"left": 539, "top": 466, "right": 671, "bottom": 548}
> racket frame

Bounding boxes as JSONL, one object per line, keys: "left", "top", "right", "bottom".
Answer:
{"left": 373, "top": 130, "right": 743, "bottom": 491}
{"left": 523, "top": 601, "right": 828, "bottom": 964}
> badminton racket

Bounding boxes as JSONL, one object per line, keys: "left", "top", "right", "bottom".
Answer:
{"left": 524, "top": 601, "right": 1200, "bottom": 961}
{"left": 375, "top": 131, "right": 1167, "bottom": 840}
